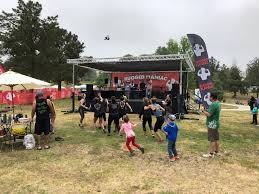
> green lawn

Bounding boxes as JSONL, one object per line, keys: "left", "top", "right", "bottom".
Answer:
{"left": 0, "top": 99, "right": 258, "bottom": 193}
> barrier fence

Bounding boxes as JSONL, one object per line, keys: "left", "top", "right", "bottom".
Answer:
{"left": 0, "top": 88, "right": 81, "bottom": 105}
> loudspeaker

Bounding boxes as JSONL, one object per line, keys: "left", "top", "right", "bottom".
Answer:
{"left": 114, "top": 77, "right": 118, "bottom": 84}
{"left": 105, "top": 78, "right": 109, "bottom": 84}
{"left": 86, "top": 84, "right": 94, "bottom": 101}
{"left": 171, "top": 84, "right": 179, "bottom": 97}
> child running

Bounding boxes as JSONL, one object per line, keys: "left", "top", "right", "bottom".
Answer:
{"left": 139, "top": 97, "right": 154, "bottom": 137}
{"left": 162, "top": 114, "right": 180, "bottom": 162}
{"left": 119, "top": 115, "right": 144, "bottom": 157}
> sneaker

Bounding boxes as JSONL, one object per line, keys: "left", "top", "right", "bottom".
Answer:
{"left": 152, "top": 134, "right": 155, "bottom": 138}
{"left": 202, "top": 153, "right": 214, "bottom": 158}
{"left": 128, "top": 151, "right": 135, "bottom": 157}
{"left": 102, "top": 129, "right": 106, "bottom": 133}
{"left": 138, "top": 147, "right": 145, "bottom": 154}
{"left": 214, "top": 152, "right": 221, "bottom": 157}
{"left": 174, "top": 155, "right": 180, "bottom": 160}
{"left": 79, "top": 123, "right": 83, "bottom": 128}
{"left": 169, "top": 157, "right": 176, "bottom": 162}
{"left": 107, "top": 133, "right": 111, "bottom": 136}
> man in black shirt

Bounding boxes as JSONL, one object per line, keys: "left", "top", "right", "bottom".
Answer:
{"left": 31, "top": 91, "right": 56, "bottom": 150}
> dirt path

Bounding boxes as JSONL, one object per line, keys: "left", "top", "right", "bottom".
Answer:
{"left": 221, "top": 103, "right": 250, "bottom": 111}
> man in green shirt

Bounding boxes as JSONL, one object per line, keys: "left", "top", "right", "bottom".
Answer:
{"left": 201, "top": 92, "right": 221, "bottom": 158}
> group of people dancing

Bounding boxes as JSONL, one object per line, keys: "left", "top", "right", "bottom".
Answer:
{"left": 78, "top": 92, "right": 179, "bottom": 161}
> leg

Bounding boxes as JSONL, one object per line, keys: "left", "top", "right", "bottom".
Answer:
{"left": 103, "top": 113, "right": 107, "bottom": 128}
{"left": 142, "top": 117, "right": 147, "bottom": 135}
{"left": 148, "top": 117, "right": 154, "bottom": 135}
{"left": 171, "top": 141, "right": 178, "bottom": 156}
{"left": 168, "top": 141, "right": 173, "bottom": 159}
{"left": 215, "top": 140, "right": 219, "bottom": 153}
{"left": 108, "top": 115, "right": 113, "bottom": 134}
{"left": 114, "top": 116, "right": 120, "bottom": 133}
{"left": 209, "top": 141, "right": 216, "bottom": 153}
{"left": 131, "top": 136, "right": 139, "bottom": 148}
{"left": 99, "top": 117, "right": 104, "bottom": 129}
{"left": 126, "top": 137, "right": 133, "bottom": 152}
{"left": 93, "top": 117, "right": 98, "bottom": 129}
{"left": 44, "top": 134, "right": 49, "bottom": 148}
{"left": 256, "top": 114, "right": 258, "bottom": 125}
{"left": 35, "top": 135, "right": 41, "bottom": 148}
{"left": 79, "top": 108, "right": 84, "bottom": 125}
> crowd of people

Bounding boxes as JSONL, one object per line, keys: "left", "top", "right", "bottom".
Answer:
{"left": 29, "top": 88, "right": 223, "bottom": 162}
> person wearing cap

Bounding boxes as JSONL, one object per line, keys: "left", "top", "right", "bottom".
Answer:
{"left": 31, "top": 91, "right": 56, "bottom": 150}
{"left": 161, "top": 114, "right": 179, "bottom": 162}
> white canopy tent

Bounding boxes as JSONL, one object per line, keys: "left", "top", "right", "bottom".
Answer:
{"left": 0, "top": 71, "right": 50, "bottom": 116}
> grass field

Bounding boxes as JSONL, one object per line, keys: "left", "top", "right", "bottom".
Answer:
{"left": 0, "top": 98, "right": 259, "bottom": 194}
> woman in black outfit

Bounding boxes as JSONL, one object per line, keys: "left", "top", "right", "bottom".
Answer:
{"left": 107, "top": 96, "right": 120, "bottom": 136}
{"left": 119, "top": 96, "right": 133, "bottom": 120}
{"left": 78, "top": 93, "right": 88, "bottom": 127}
{"left": 139, "top": 97, "right": 154, "bottom": 137}
{"left": 93, "top": 97, "right": 105, "bottom": 132}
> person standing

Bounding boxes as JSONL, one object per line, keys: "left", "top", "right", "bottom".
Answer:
{"left": 118, "top": 96, "right": 133, "bottom": 121}
{"left": 31, "top": 91, "right": 56, "bottom": 150}
{"left": 150, "top": 97, "right": 165, "bottom": 142}
{"left": 248, "top": 96, "right": 256, "bottom": 111}
{"left": 146, "top": 80, "right": 152, "bottom": 98}
{"left": 161, "top": 114, "right": 179, "bottom": 162}
{"left": 139, "top": 97, "right": 154, "bottom": 137}
{"left": 252, "top": 103, "right": 258, "bottom": 125}
{"left": 107, "top": 96, "right": 120, "bottom": 136}
{"left": 201, "top": 92, "right": 221, "bottom": 158}
{"left": 78, "top": 93, "right": 88, "bottom": 127}
{"left": 163, "top": 94, "right": 172, "bottom": 118}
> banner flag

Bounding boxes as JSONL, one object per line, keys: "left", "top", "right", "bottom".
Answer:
{"left": 187, "top": 34, "right": 213, "bottom": 108}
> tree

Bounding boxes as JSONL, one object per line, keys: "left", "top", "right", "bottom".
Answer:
{"left": 155, "top": 46, "right": 170, "bottom": 55}
{"left": 246, "top": 57, "right": 259, "bottom": 86}
{"left": 0, "top": 0, "right": 85, "bottom": 88}
{"left": 229, "top": 65, "right": 242, "bottom": 97}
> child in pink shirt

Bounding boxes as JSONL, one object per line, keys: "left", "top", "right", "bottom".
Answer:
{"left": 120, "top": 115, "right": 144, "bottom": 157}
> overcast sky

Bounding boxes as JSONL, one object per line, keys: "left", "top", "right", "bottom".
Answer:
{"left": 1, "top": 0, "right": 259, "bottom": 70}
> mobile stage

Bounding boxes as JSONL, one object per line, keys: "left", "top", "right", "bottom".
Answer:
{"left": 67, "top": 54, "right": 194, "bottom": 116}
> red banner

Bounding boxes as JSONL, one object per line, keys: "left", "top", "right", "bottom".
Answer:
{"left": 112, "top": 72, "right": 179, "bottom": 91}
{"left": 0, "top": 87, "right": 80, "bottom": 105}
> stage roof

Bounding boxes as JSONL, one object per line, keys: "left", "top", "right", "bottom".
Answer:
{"left": 67, "top": 54, "right": 195, "bottom": 72}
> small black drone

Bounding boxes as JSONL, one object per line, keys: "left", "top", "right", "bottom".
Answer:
{"left": 104, "top": 35, "right": 110, "bottom": 40}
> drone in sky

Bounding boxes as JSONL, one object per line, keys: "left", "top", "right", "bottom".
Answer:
{"left": 104, "top": 35, "right": 110, "bottom": 40}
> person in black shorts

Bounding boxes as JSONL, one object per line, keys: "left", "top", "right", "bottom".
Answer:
{"left": 31, "top": 91, "right": 56, "bottom": 150}
{"left": 150, "top": 97, "right": 165, "bottom": 142}
{"left": 92, "top": 97, "right": 105, "bottom": 133}
{"left": 107, "top": 96, "right": 120, "bottom": 136}
{"left": 139, "top": 97, "right": 154, "bottom": 137}
{"left": 97, "top": 92, "right": 108, "bottom": 129}
{"left": 119, "top": 96, "right": 133, "bottom": 120}
{"left": 78, "top": 93, "right": 89, "bottom": 128}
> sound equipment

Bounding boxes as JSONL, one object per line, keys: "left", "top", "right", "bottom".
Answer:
{"left": 171, "top": 84, "right": 179, "bottom": 97}
{"left": 86, "top": 84, "right": 94, "bottom": 101}
{"left": 114, "top": 77, "right": 118, "bottom": 84}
